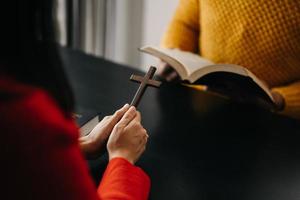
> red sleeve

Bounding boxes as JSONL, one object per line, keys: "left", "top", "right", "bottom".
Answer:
{"left": 98, "top": 158, "right": 151, "bottom": 200}
{"left": 0, "top": 78, "right": 150, "bottom": 200}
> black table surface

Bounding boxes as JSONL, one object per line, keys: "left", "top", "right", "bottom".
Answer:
{"left": 61, "top": 47, "right": 300, "bottom": 200}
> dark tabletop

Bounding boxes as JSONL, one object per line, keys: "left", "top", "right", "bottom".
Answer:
{"left": 61, "top": 47, "right": 300, "bottom": 200}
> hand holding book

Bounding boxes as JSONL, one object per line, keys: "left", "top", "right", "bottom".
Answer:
{"left": 148, "top": 46, "right": 285, "bottom": 112}
{"left": 157, "top": 60, "right": 180, "bottom": 82}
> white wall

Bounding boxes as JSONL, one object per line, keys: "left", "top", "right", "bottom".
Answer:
{"left": 140, "top": 0, "right": 179, "bottom": 71}
{"left": 109, "top": 0, "right": 179, "bottom": 71}
{"left": 111, "top": 0, "right": 144, "bottom": 68}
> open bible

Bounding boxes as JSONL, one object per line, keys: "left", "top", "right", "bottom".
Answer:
{"left": 140, "top": 45, "right": 276, "bottom": 109}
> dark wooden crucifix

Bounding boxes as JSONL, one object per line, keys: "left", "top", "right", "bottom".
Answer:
{"left": 130, "top": 66, "right": 162, "bottom": 107}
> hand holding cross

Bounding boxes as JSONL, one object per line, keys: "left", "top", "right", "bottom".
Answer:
{"left": 130, "top": 66, "right": 162, "bottom": 108}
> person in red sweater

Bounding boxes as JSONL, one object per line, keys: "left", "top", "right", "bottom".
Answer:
{"left": 0, "top": 0, "right": 150, "bottom": 199}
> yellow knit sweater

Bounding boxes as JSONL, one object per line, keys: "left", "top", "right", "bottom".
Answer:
{"left": 162, "top": 0, "right": 300, "bottom": 119}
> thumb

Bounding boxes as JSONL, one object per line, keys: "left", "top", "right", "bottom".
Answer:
{"left": 117, "top": 106, "right": 137, "bottom": 127}
{"left": 109, "top": 104, "right": 130, "bottom": 125}
{"left": 127, "top": 111, "right": 141, "bottom": 128}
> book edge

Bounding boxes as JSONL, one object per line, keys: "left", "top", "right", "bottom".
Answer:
{"left": 139, "top": 46, "right": 189, "bottom": 80}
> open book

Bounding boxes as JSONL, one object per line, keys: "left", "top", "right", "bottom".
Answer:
{"left": 140, "top": 45, "right": 275, "bottom": 108}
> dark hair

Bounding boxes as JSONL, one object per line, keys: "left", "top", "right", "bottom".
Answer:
{"left": 0, "top": 0, "right": 74, "bottom": 114}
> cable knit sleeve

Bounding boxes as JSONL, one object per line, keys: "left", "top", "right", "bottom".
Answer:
{"left": 98, "top": 158, "right": 150, "bottom": 200}
{"left": 272, "top": 81, "right": 300, "bottom": 119}
{"left": 161, "top": 0, "right": 200, "bottom": 52}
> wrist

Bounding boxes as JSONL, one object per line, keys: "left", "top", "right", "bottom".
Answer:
{"left": 109, "top": 151, "right": 134, "bottom": 165}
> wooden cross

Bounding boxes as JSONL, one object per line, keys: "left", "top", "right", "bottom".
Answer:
{"left": 130, "top": 66, "right": 162, "bottom": 107}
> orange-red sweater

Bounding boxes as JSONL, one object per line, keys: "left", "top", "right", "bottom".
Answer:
{"left": 0, "top": 77, "right": 150, "bottom": 200}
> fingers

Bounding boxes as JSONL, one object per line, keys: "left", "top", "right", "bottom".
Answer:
{"left": 271, "top": 91, "right": 285, "bottom": 111}
{"left": 116, "top": 106, "right": 137, "bottom": 127}
{"left": 136, "top": 132, "right": 148, "bottom": 160}
{"left": 140, "top": 130, "right": 148, "bottom": 147}
{"left": 166, "top": 71, "right": 180, "bottom": 82}
{"left": 80, "top": 104, "right": 131, "bottom": 159}
{"left": 127, "top": 111, "right": 141, "bottom": 128}
{"left": 107, "top": 107, "right": 148, "bottom": 164}
{"left": 109, "top": 104, "right": 130, "bottom": 124}
{"left": 158, "top": 62, "right": 174, "bottom": 78}
{"left": 137, "top": 128, "right": 148, "bottom": 151}
{"left": 157, "top": 61, "right": 180, "bottom": 82}
{"left": 157, "top": 60, "right": 169, "bottom": 76}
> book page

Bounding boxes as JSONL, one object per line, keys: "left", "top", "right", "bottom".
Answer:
{"left": 140, "top": 46, "right": 213, "bottom": 77}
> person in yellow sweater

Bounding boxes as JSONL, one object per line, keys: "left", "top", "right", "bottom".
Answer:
{"left": 159, "top": 0, "right": 300, "bottom": 119}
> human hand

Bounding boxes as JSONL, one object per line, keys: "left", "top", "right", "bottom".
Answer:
{"left": 79, "top": 104, "right": 130, "bottom": 159}
{"left": 157, "top": 60, "right": 180, "bottom": 82}
{"left": 271, "top": 91, "right": 285, "bottom": 111}
{"left": 107, "top": 106, "right": 148, "bottom": 164}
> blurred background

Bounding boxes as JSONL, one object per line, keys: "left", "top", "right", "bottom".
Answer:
{"left": 55, "top": 0, "right": 179, "bottom": 71}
